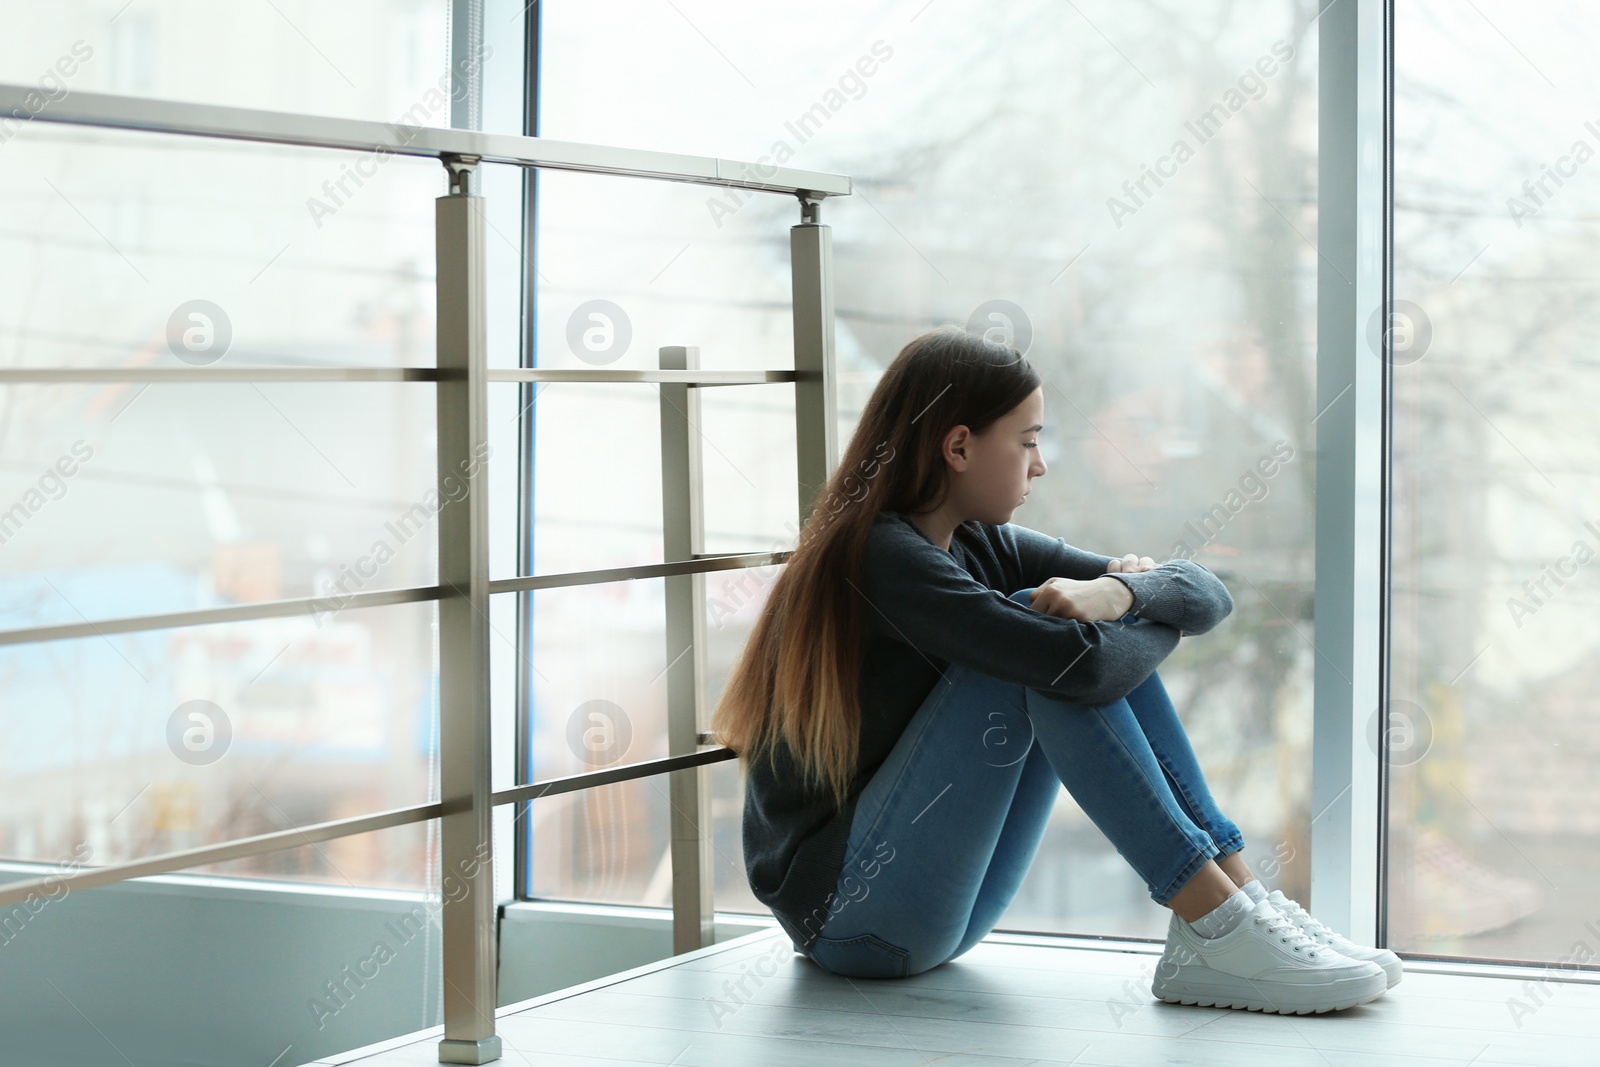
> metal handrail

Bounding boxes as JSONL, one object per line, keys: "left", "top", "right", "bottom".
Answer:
{"left": 489, "top": 747, "right": 739, "bottom": 805}
{"left": 0, "top": 368, "right": 805, "bottom": 384}
{"left": 0, "top": 84, "right": 851, "bottom": 198}
{"left": 0, "top": 551, "right": 791, "bottom": 648}
{"left": 0, "top": 368, "right": 446, "bottom": 383}
{"left": 489, "top": 369, "right": 807, "bottom": 385}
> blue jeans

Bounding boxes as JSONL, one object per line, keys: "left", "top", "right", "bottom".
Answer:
{"left": 806, "top": 587, "right": 1245, "bottom": 979}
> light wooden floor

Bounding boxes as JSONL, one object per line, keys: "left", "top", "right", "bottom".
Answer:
{"left": 311, "top": 926, "right": 1600, "bottom": 1067}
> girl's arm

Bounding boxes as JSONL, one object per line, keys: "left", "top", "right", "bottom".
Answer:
{"left": 1005, "top": 523, "right": 1233, "bottom": 636}
{"left": 862, "top": 519, "right": 1181, "bottom": 707}
{"left": 1102, "top": 559, "right": 1234, "bottom": 636}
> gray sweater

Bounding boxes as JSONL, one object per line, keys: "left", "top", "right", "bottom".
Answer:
{"left": 740, "top": 509, "right": 1235, "bottom": 952}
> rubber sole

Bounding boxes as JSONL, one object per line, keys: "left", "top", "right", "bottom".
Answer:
{"left": 1152, "top": 972, "right": 1388, "bottom": 1014}
{"left": 1154, "top": 988, "right": 1387, "bottom": 1014}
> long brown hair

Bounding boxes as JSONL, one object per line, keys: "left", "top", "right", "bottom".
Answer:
{"left": 709, "top": 323, "right": 1042, "bottom": 811}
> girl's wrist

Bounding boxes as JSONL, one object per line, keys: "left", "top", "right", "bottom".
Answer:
{"left": 1101, "top": 575, "right": 1136, "bottom": 616}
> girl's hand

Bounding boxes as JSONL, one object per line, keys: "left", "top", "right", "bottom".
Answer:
{"left": 1105, "top": 553, "right": 1157, "bottom": 574}
{"left": 1029, "top": 576, "right": 1135, "bottom": 623}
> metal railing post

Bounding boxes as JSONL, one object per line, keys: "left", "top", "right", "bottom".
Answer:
{"left": 660, "top": 344, "right": 717, "bottom": 954}
{"left": 436, "top": 154, "right": 502, "bottom": 1065}
{"left": 791, "top": 197, "right": 839, "bottom": 524}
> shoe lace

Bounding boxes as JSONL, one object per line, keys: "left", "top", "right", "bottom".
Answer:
{"left": 1274, "top": 896, "right": 1339, "bottom": 941}
{"left": 1253, "top": 909, "right": 1324, "bottom": 956}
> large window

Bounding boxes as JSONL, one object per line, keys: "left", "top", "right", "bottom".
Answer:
{"left": 1391, "top": 0, "right": 1600, "bottom": 964}
{"left": 7, "top": 0, "right": 1585, "bottom": 978}
{"left": 531, "top": 0, "right": 1322, "bottom": 940}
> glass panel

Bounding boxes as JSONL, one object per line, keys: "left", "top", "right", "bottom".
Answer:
{"left": 540, "top": 0, "right": 1320, "bottom": 938}
{"left": 0, "top": 125, "right": 440, "bottom": 371}
{"left": 509, "top": 382, "right": 799, "bottom": 582}
{"left": 523, "top": 578, "right": 763, "bottom": 907}
{"left": 532, "top": 169, "right": 798, "bottom": 374}
{"left": 0, "top": 1, "right": 452, "bottom": 124}
{"left": 0, "top": 379, "right": 438, "bottom": 625}
{"left": 523, "top": 382, "right": 665, "bottom": 579}
{"left": 0, "top": 600, "right": 438, "bottom": 889}
{"left": 698, "top": 385, "right": 802, "bottom": 558}
{"left": 526, "top": 582, "right": 672, "bottom": 780}
{"left": 521, "top": 761, "right": 755, "bottom": 909}
{"left": 1392, "top": 0, "right": 1598, "bottom": 964}
{"left": 523, "top": 779, "right": 668, "bottom": 906}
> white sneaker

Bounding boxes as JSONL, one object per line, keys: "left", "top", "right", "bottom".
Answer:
{"left": 1151, "top": 898, "right": 1388, "bottom": 1014}
{"left": 1266, "top": 889, "right": 1403, "bottom": 988}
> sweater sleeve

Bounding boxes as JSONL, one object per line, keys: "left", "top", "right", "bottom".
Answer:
{"left": 1007, "top": 522, "right": 1120, "bottom": 583}
{"left": 861, "top": 519, "right": 1180, "bottom": 707}
{"left": 1007, "top": 523, "right": 1235, "bottom": 636}
{"left": 1103, "top": 559, "right": 1234, "bottom": 636}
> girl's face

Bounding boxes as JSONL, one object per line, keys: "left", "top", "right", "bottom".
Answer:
{"left": 949, "top": 386, "right": 1047, "bottom": 524}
